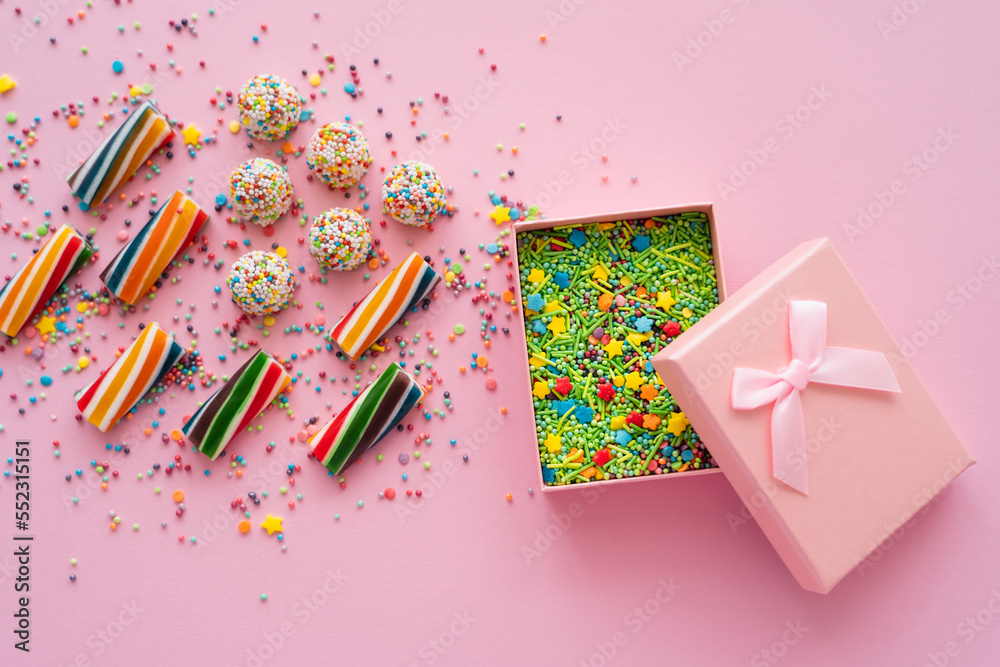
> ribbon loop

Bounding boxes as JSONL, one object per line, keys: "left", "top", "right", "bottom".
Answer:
{"left": 730, "top": 300, "right": 901, "bottom": 495}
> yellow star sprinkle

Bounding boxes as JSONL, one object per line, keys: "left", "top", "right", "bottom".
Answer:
{"left": 609, "top": 416, "right": 626, "bottom": 430}
{"left": 544, "top": 433, "right": 562, "bottom": 453}
{"left": 547, "top": 316, "right": 566, "bottom": 335}
{"left": 656, "top": 291, "right": 676, "bottom": 310}
{"left": 181, "top": 124, "right": 202, "bottom": 146}
{"left": 603, "top": 338, "right": 624, "bottom": 358}
{"left": 593, "top": 265, "right": 609, "bottom": 282}
{"left": 666, "top": 412, "right": 690, "bottom": 436}
{"left": 532, "top": 381, "right": 550, "bottom": 399}
{"left": 529, "top": 354, "right": 550, "bottom": 369}
{"left": 260, "top": 514, "right": 283, "bottom": 535}
{"left": 35, "top": 315, "right": 57, "bottom": 336}
{"left": 527, "top": 268, "right": 546, "bottom": 284}
{"left": 624, "top": 372, "right": 644, "bottom": 391}
{"left": 489, "top": 206, "right": 511, "bottom": 225}
{"left": 544, "top": 301, "right": 562, "bottom": 313}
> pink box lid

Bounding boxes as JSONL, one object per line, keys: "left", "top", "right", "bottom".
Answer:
{"left": 651, "top": 237, "right": 975, "bottom": 593}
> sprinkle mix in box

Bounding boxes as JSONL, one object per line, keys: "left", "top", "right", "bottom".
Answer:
{"left": 512, "top": 206, "right": 725, "bottom": 488}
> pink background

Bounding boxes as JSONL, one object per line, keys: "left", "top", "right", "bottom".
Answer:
{"left": 1, "top": 1, "right": 998, "bottom": 665}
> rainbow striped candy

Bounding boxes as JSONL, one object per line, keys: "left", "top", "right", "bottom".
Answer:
{"left": 0, "top": 224, "right": 93, "bottom": 337}
{"left": 310, "top": 362, "right": 426, "bottom": 475}
{"left": 183, "top": 350, "right": 291, "bottom": 460}
{"left": 101, "top": 191, "right": 210, "bottom": 304}
{"left": 330, "top": 252, "right": 440, "bottom": 360}
{"left": 75, "top": 322, "right": 185, "bottom": 432}
{"left": 67, "top": 100, "right": 175, "bottom": 210}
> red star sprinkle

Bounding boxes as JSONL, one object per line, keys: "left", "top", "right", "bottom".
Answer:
{"left": 625, "top": 411, "right": 644, "bottom": 427}
{"left": 593, "top": 449, "right": 611, "bottom": 466}
{"left": 597, "top": 383, "right": 615, "bottom": 401}
{"left": 553, "top": 377, "right": 573, "bottom": 395}
{"left": 662, "top": 321, "right": 681, "bottom": 338}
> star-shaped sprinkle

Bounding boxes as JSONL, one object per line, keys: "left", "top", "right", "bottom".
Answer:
{"left": 639, "top": 384, "right": 659, "bottom": 401}
{"left": 609, "top": 415, "right": 626, "bottom": 430}
{"left": 634, "top": 316, "right": 652, "bottom": 333}
{"left": 597, "top": 383, "right": 615, "bottom": 401}
{"left": 593, "top": 265, "right": 609, "bottom": 282}
{"left": 552, "top": 399, "right": 575, "bottom": 417}
{"left": 547, "top": 316, "right": 566, "bottom": 335}
{"left": 667, "top": 412, "right": 690, "bottom": 436}
{"left": 632, "top": 235, "right": 651, "bottom": 252}
{"left": 527, "top": 268, "right": 546, "bottom": 284}
{"left": 603, "top": 338, "right": 623, "bottom": 358}
{"left": 181, "top": 124, "right": 202, "bottom": 146}
{"left": 626, "top": 332, "right": 650, "bottom": 346}
{"left": 544, "top": 433, "right": 562, "bottom": 453}
{"left": 529, "top": 354, "right": 550, "bottom": 369}
{"left": 656, "top": 291, "right": 677, "bottom": 310}
{"left": 662, "top": 321, "right": 681, "bottom": 338}
{"left": 260, "top": 514, "right": 283, "bottom": 535}
{"left": 624, "top": 372, "right": 644, "bottom": 391}
{"left": 489, "top": 206, "right": 511, "bottom": 225}
{"left": 526, "top": 294, "right": 545, "bottom": 312}
{"left": 615, "top": 430, "right": 633, "bottom": 446}
{"left": 569, "top": 229, "right": 587, "bottom": 247}
{"left": 625, "top": 411, "right": 643, "bottom": 427}
{"left": 35, "top": 315, "right": 56, "bottom": 336}
{"left": 576, "top": 406, "right": 594, "bottom": 423}
{"left": 553, "top": 271, "right": 570, "bottom": 289}
{"left": 532, "top": 381, "right": 550, "bottom": 399}
{"left": 642, "top": 414, "right": 661, "bottom": 430}
{"left": 553, "top": 377, "right": 573, "bottom": 395}
{"left": 593, "top": 449, "right": 611, "bottom": 466}
{"left": 532, "top": 320, "right": 547, "bottom": 334}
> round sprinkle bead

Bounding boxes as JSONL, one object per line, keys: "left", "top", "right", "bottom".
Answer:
{"left": 237, "top": 73, "right": 302, "bottom": 141}
{"left": 309, "top": 208, "right": 372, "bottom": 271}
{"left": 381, "top": 161, "right": 448, "bottom": 227}
{"left": 228, "top": 250, "right": 296, "bottom": 316}
{"left": 306, "top": 122, "right": 372, "bottom": 188}
{"left": 230, "top": 158, "right": 293, "bottom": 226}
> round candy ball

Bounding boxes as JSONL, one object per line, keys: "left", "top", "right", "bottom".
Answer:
{"left": 230, "top": 158, "right": 293, "bottom": 226}
{"left": 306, "top": 123, "right": 372, "bottom": 188}
{"left": 237, "top": 74, "right": 302, "bottom": 141}
{"left": 309, "top": 209, "right": 372, "bottom": 271}
{"left": 228, "top": 251, "right": 295, "bottom": 316}
{"left": 381, "top": 161, "right": 448, "bottom": 227}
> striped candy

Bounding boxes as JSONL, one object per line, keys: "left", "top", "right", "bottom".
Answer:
{"left": 183, "top": 350, "right": 291, "bottom": 460}
{"left": 330, "top": 252, "right": 440, "bottom": 360}
{"left": 310, "top": 363, "right": 426, "bottom": 475}
{"left": 101, "top": 191, "right": 210, "bottom": 304}
{"left": 75, "top": 322, "right": 185, "bottom": 432}
{"left": 0, "top": 224, "right": 93, "bottom": 337}
{"left": 67, "top": 100, "right": 175, "bottom": 210}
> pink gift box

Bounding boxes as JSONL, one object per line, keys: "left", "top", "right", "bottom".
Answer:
{"left": 511, "top": 204, "right": 727, "bottom": 492}
{"left": 651, "top": 237, "right": 975, "bottom": 593}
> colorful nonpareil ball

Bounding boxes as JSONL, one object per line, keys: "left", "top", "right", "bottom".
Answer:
{"left": 228, "top": 251, "right": 296, "bottom": 316}
{"left": 237, "top": 74, "right": 302, "bottom": 141}
{"left": 309, "top": 209, "right": 372, "bottom": 271}
{"left": 381, "top": 161, "right": 448, "bottom": 227}
{"left": 230, "top": 158, "right": 293, "bottom": 226}
{"left": 306, "top": 123, "right": 372, "bottom": 188}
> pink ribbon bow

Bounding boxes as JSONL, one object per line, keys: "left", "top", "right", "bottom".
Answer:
{"left": 730, "top": 300, "right": 901, "bottom": 495}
